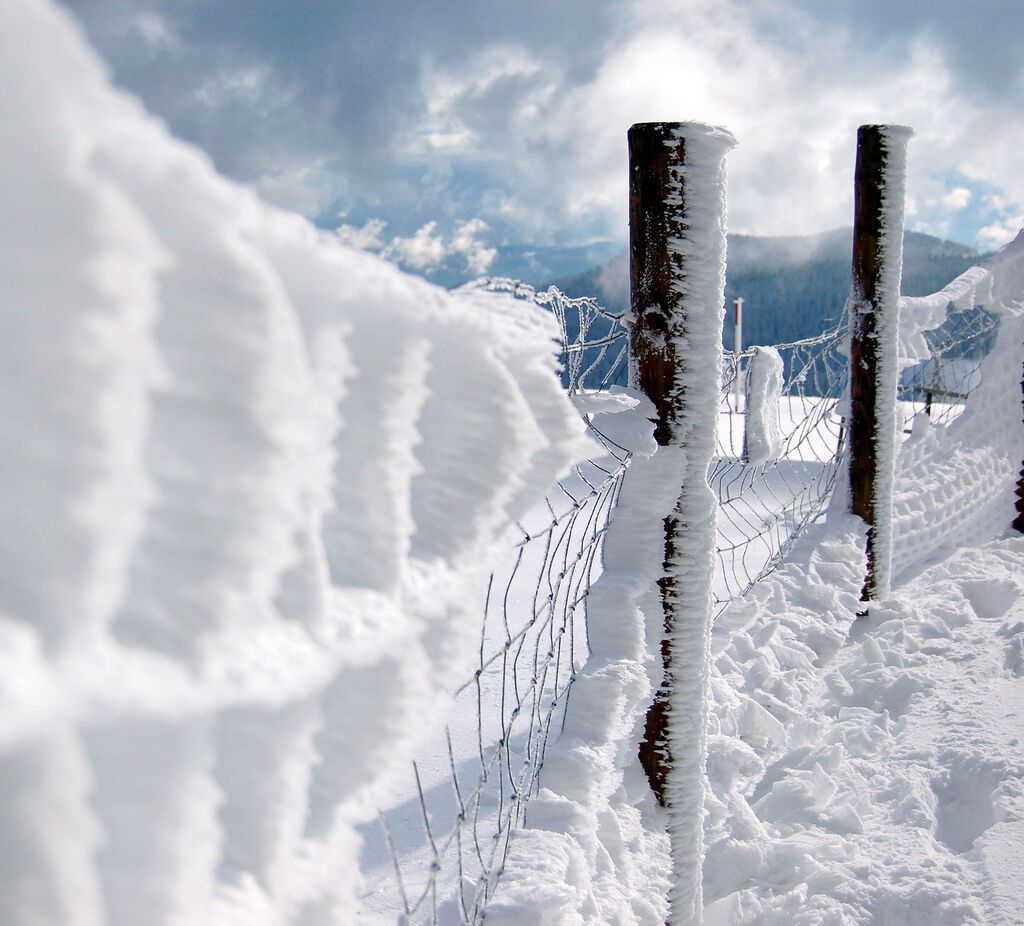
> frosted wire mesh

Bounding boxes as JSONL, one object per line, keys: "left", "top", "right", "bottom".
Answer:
{"left": 898, "top": 306, "right": 999, "bottom": 430}
{"left": 713, "top": 323, "right": 849, "bottom": 613}
{"left": 362, "top": 282, "right": 629, "bottom": 924}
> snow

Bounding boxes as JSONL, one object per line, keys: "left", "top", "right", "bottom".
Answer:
{"left": 7, "top": 3, "right": 1024, "bottom": 925}
{"left": 704, "top": 529, "right": 1024, "bottom": 925}
{"left": 0, "top": 3, "right": 592, "bottom": 923}
{"left": 742, "top": 347, "right": 784, "bottom": 465}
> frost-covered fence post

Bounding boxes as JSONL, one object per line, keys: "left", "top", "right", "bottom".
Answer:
{"left": 1015, "top": 367, "right": 1024, "bottom": 533}
{"left": 733, "top": 297, "right": 744, "bottom": 413}
{"left": 628, "top": 121, "right": 736, "bottom": 925}
{"left": 846, "top": 124, "right": 912, "bottom": 603}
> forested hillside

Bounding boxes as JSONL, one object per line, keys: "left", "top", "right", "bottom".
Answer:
{"left": 551, "top": 229, "right": 986, "bottom": 348}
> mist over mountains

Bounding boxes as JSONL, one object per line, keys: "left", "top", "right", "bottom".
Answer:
{"left": 550, "top": 229, "right": 985, "bottom": 348}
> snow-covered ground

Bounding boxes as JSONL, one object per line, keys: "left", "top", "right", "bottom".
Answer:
{"left": 705, "top": 528, "right": 1024, "bottom": 926}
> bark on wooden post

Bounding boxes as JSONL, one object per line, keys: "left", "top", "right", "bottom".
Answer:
{"left": 1014, "top": 366, "right": 1024, "bottom": 533}
{"left": 847, "top": 124, "right": 913, "bottom": 603}
{"left": 629, "top": 121, "right": 735, "bottom": 925}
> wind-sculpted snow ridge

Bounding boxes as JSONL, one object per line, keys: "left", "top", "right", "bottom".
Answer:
{"left": 0, "top": 3, "right": 593, "bottom": 924}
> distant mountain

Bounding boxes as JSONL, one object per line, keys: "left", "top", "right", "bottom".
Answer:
{"left": 549, "top": 229, "right": 987, "bottom": 350}
{"left": 426, "top": 240, "right": 621, "bottom": 289}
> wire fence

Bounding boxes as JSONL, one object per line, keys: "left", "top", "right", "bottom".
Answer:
{"left": 363, "top": 266, "right": 1008, "bottom": 922}
{"left": 713, "top": 322, "right": 849, "bottom": 613}
{"left": 897, "top": 306, "right": 999, "bottom": 430}
{"left": 361, "top": 281, "right": 630, "bottom": 925}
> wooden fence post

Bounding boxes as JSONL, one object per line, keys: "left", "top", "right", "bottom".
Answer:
{"left": 847, "top": 124, "right": 912, "bottom": 603}
{"left": 629, "top": 121, "right": 735, "bottom": 925}
{"left": 1014, "top": 365, "right": 1024, "bottom": 532}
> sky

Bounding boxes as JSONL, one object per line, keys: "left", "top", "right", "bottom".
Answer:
{"left": 61, "top": 0, "right": 1024, "bottom": 275}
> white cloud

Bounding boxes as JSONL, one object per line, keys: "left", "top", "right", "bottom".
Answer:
{"left": 450, "top": 219, "right": 497, "bottom": 275}
{"left": 133, "top": 11, "right": 178, "bottom": 53}
{"left": 417, "top": 46, "right": 545, "bottom": 156}
{"left": 384, "top": 222, "right": 447, "bottom": 270}
{"left": 77, "top": 0, "right": 1023, "bottom": 249}
{"left": 336, "top": 217, "right": 387, "bottom": 251}
{"left": 335, "top": 218, "right": 496, "bottom": 275}
{"left": 941, "top": 187, "right": 972, "bottom": 210}
{"left": 978, "top": 217, "right": 1024, "bottom": 252}
{"left": 539, "top": 8, "right": 968, "bottom": 239}
{"left": 195, "top": 65, "right": 280, "bottom": 109}
{"left": 409, "top": 0, "right": 1022, "bottom": 248}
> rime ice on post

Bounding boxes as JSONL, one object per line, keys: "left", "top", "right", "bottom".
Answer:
{"left": 847, "top": 124, "right": 912, "bottom": 602}
{"left": 628, "top": 121, "right": 736, "bottom": 925}
{"left": 743, "top": 346, "right": 784, "bottom": 465}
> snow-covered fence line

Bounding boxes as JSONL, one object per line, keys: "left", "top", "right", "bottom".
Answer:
{"left": 371, "top": 124, "right": 1024, "bottom": 924}
{"left": 358, "top": 282, "right": 635, "bottom": 923}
